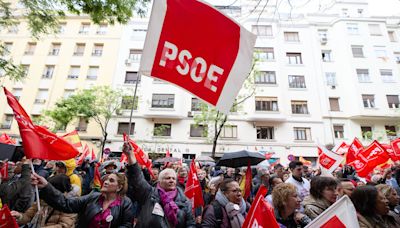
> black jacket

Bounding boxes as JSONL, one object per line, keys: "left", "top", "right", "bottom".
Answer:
{"left": 40, "top": 183, "right": 133, "bottom": 227}
{"left": 126, "top": 163, "right": 195, "bottom": 228}
{"left": 0, "top": 164, "right": 33, "bottom": 212}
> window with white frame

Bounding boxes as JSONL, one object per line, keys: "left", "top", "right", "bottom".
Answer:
{"left": 73, "top": 43, "right": 85, "bottom": 56}
{"left": 92, "top": 44, "right": 103, "bottom": 56}
{"left": 221, "top": 125, "right": 237, "bottom": 138}
{"left": 380, "top": 69, "right": 395, "bottom": 83}
{"left": 294, "top": 127, "right": 311, "bottom": 140}
{"left": 255, "top": 71, "right": 276, "bottom": 84}
{"left": 368, "top": 24, "right": 381, "bottom": 36}
{"left": 68, "top": 66, "right": 80, "bottom": 79}
{"left": 35, "top": 89, "right": 48, "bottom": 104}
{"left": 79, "top": 23, "right": 90, "bottom": 34}
{"left": 322, "top": 50, "right": 332, "bottom": 62}
{"left": 374, "top": 46, "right": 388, "bottom": 59}
{"left": 21, "top": 65, "right": 29, "bottom": 77}
{"left": 333, "top": 125, "right": 344, "bottom": 139}
{"left": 58, "top": 22, "right": 67, "bottom": 34}
{"left": 87, "top": 66, "right": 99, "bottom": 80}
{"left": 288, "top": 75, "right": 306, "bottom": 88}
{"left": 286, "top": 53, "right": 302, "bottom": 64}
{"left": 347, "top": 23, "right": 359, "bottom": 35}
{"left": 394, "top": 52, "right": 400, "bottom": 63}
{"left": 153, "top": 123, "right": 171, "bottom": 136}
{"left": 318, "top": 29, "right": 327, "bottom": 40}
{"left": 48, "top": 43, "right": 61, "bottom": 56}
{"left": 351, "top": 45, "right": 364, "bottom": 57}
{"left": 42, "top": 65, "right": 55, "bottom": 79}
{"left": 190, "top": 124, "right": 207, "bottom": 137}
{"left": 63, "top": 89, "right": 75, "bottom": 98}
{"left": 356, "top": 69, "right": 371, "bottom": 83}
{"left": 191, "top": 98, "right": 202, "bottom": 111}
{"left": 387, "top": 95, "right": 399, "bottom": 108}
{"left": 361, "top": 126, "right": 372, "bottom": 139}
{"left": 362, "top": 94, "right": 375, "bottom": 108}
{"left": 128, "top": 49, "right": 142, "bottom": 62}
{"left": 24, "top": 42, "right": 36, "bottom": 55}
{"left": 97, "top": 23, "right": 107, "bottom": 35}
{"left": 329, "top": 98, "right": 340, "bottom": 111}
{"left": 284, "top": 32, "right": 299, "bottom": 42}
{"left": 256, "top": 126, "right": 274, "bottom": 140}
{"left": 254, "top": 48, "right": 274, "bottom": 61}
{"left": 121, "top": 96, "right": 138, "bottom": 110}
{"left": 325, "top": 72, "right": 337, "bottom": 86}
{"left": 388, "top": 31, "right": 397, "bottom": 42}
{"left": 252, "top": 25, "right": 273, "bottom": 37}
{"left": 3, "top": 42, "right": 13, "bottom": 54}
{"left": 12, "top": 88, "right": 22, "bottom": 100}
{"left": 255, "top": 97, "right": 278, "bottom": 111}
{"left": 291, "top": 100, "right": 309, "bottom": 114}
{"left": 385, "top": 125, "right": 397, "bottom": 138}
{"left": 7, "top": 23, "right": 19, "bottom": 34}
{"left": 124, "top": 72, "right": 140, "bottom": 84}
{"left": 1, "top": 115, "right": 13, "bottom": 129}
{"left": 117, "top": 123, "right": 135, "bottom": 135}
{"left": 152, "top": 94, "right": 174, "bottom": 108}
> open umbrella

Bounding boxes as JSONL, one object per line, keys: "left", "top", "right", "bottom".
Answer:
{"left": 216, "top": 150, "right": 265, "bottom": 168}
{"left": 153, "top": 157, "right": 180, "bottom": 164}
{"left": 196, "top": 155, "right": 214, "bottom": 162}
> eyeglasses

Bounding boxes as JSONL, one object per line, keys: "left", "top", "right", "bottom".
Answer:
{"left": 226, "top": 188, "right": 241, "bottom": 194}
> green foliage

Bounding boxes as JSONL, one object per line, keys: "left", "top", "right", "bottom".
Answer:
{"left": 153, "top": 124, "right": 171, "bottom": 137}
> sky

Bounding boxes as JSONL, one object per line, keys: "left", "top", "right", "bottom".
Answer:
{"left": 369, "top": 0, "right": 400, "bottom": 16}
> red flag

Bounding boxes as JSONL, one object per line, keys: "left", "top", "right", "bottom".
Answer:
{"left": 184, "top": 160, "right": 204, "bottom": 211}
{"left": 242, "top": 185, "right": 279, "bottom": 228}
{"left": 335, "top": 142, "right": 349, "bottom": 155}
{"left": 346, "top": 138, "right": 364, "bottom": 165}
{"left": 62, "top": 130, "right": 82, "bottom": 148}
{"left": 3, "top": 87, "right": 79, "bottom": 160}
{"left": 391, "top": 138, "right": 400, "bottom": 160}
{"left": 123, "top": 133, "right": 155, "bottom": 179}
{"left": 318, "top": 146, "right": 344, "bottom": 175}
{"left": 166, "top": 149, "right": 171, "bottom": 158}
{"left": 93, "top": 163, "right": 101, "bottom": 190}
{"left": 0, "top": 205, "right": 19, "bottom": 228}
{"left": 76, "top": 144, "right": 90, "bottom": 166}
{"left": 120, "top": 153, "right": 128, "bottom": 163}
{"left": 239, "top": 163, "right": 252, "bottom": 200}
{"left": 139, "top": 0, "right": 256, "bottom": 113}
{"left": 0, "top": 162, "right": 8, "bottom": 181}
{"left": 382, "top": 144, "right": 399, "bottom": 162}
{"left": 0, "top": 133, "right": 16, "bottom": 144}
{"left": 358, "top": 140, "right": 389, "bottom": 168}
{"left": 91, "top": 148, "right": 97, "bottom": 161}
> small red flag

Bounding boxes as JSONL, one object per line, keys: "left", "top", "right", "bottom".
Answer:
{"left": 184, "top": 159, "right": 204, "bottom": 211}
{"left": 91, "top": 148, "right": 97, "bottom": 161}
{"left": 0, "top": 162, "right": 8, "bottom": 181}
{"left": 76, "top": 144, "right": 90, "bottom": 165}
{"left": 93, "top": 163, "right": 101, "bottom": 190}
{"left": 0, "top": 205, "right": 19, "bottom": 228}
{"left": 335, "top": 142, "right": 349, "bottom": 155}
{"left": 240, "top": 163, "right": 252, "bottom": 200}
{"left": 242, "top": 185, "right": 279, "bottom": 228}
{"left": 391, "top": 138, "right": 400, "bottom": 160}
{"left": 346, "top": 138, "right": 363, "bottom": 165}
{"left": 358, "top": 140, "right": 389, "bottom": 168}
{"left": 3, "top": 87, "right": 79, "bottom": 160}
{"left": 123, "top": 133, "right": 155, "bottom": 179}
{"left": 0, "top": 133, "right": 16, "bottom": 145}
{"left": 166, "top": 149, "right": 171, "bottom": 158}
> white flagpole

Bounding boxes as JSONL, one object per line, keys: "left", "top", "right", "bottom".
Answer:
{"left": 30, "top": 162, "right": 41, "bottom": 211}
{"left": 128, "top": 73, "right": 141, "bottom": 136}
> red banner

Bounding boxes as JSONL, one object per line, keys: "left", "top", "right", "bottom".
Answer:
{"left": 358, "top": 140, "right": 389, "bottom": 168}
{"left": 335, "top": 142, "right": 349, "bottom": 155}
{"left": 76, "top": 144, "right": 90, "bottom": 166}
{"left": 0, "top": 205, "right": 19, "bottom": 228}
{"left": 346, "top": 138, "right": 363, "bottom": 164}
{"left": 0, "top": 133, "right": 16, "bottom": 145}
{"left": 391, "top": 138, "right": 400, "bottom": 160}
{"left": 0, "top": 162, "right": 8, "bottom": 181}
{"left": 185, "top": 160, "right": 204, "bottom": 211}
{"left": 123, "top": 133, "right": 155, "bottom": 179}
{"left": 3, "top": 87, "right": 79, "bottom": 160}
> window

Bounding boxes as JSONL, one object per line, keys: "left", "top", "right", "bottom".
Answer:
{"left": 12, "top": 88, "right": 22, "bottom": 100}
{"left": 87, "top": 66, "right": 99, "bottom": 80}
{"left": 322, "top": 50, "right": 332, "bottom": 62}
{"left": 288, "top": 75, "right": 306, "bottom": 88}
{"left": 374, "top": 46, "right": 388, "bottom": 59}
{"left": 24, "top": 42, "right": 36, "bottom": 55}
{"left": 3, "top": 42, "right": 13, "bottom": 54}
{"left": 380, "top": 69, "right": 394, "bottom": 83}
{"left": 361, "top": 126, "right": 372, "bottom": 139}
{"left": 128, "top": 49, "right": 142, "bottom": 62}
{"left": 256, "top": 126, "right": 274, "bottom": 140}
{"left": 48, "top": 43, "right": 61, "bottom": 56}
{"left": 124, "top": 71, "right": 140, "bottom": 84}
{"left": 294, "top": 127, "right": 311, "bottom": 140}
{"left": 97, "top": 23, "right": 107, "bottom": 35}
{"left": 291, "top": 100, "right": 309, "bottom": 114}
{"left": 121, "top": 96, "right": 138, "bottom": 110}
{"left": 92, "top": 44, "right": 103, "bottom": 56}
{"left": 154, "top": 123, "right": 171, "bottom": 136}
{"left": 356, "top": 69, "right": 371, "bottom": 83}
{"left": 68, "top": 66, "right": 80, "bottom": 79}
{"left": 342, "top": 8, "right": 348, "bottom": 17}
{"left": 58, "top": 22, "right": 67, "bottom": 34}
{"left": 35, "top": 89, "right": 48, "bottom": 104}
{"left": 117, "top": 123, "right": 135, "bottom": 135}
{"left": 79, "top": 23, "right": 90, "bottom": 34}
{"left": 347, "top": 23, "right": 359, "bottom": 35}
{"left": 73, "top": 43, "right": 85, "bottom": 56}
{"left": 21, "top": 65, "right": 29, "bottom": 77}
{"left": 255, "top": 97, "right": 278, "bottom": 111}
{"left": 385, "top": 125, "right": 397, "bottom": 138}
{"left": 7, "top": 23, "right": 19, "bottom": 34}
{"left": 329, "top": 98, "right": 340, "bottom": 111}
{"left": 286, "top": 53, "right": 302, "bottom": 64}
{"left": 1, "top": 115, "right": 13, "bottom": 129}
{"left": 318, "top": 29, "right": 328, "bottom": 42}
{"left": 333, "top": 125, "right": 344, "bottom": 139}
{"left": 368, "top": 24, "right": 381, "bottom": 36}
{"left": 387, "top": 95, "right": 399, "bottom": 108}
{"left": 77, "top": 118, "right": 88, "bottom": 131}
{"left": 325, "top": 72, "right": 337, "bottom": 86}
{"left": 63, "top": 89, "right": 75, "bottom": 98}
{"left": 351, "top": 45, "right": 364, "bottom": 57}
{"left": 152, "top": 94, "right": 174, "bottom": 108}
{"left": 252, "top": 25, "right": 273, "bottom": 36}
{"left": 191, "top": 98, "right": 202, "bottom": 111}
{"left": 190, "top": 124, "right": 207, "bottom": 137}
{"left": 362, "top": 94, "right": 375, "bottom": 108}
{"left": 388, "top": 31, "right": 397, "bottom": 42}
{"left": 394, "top": 52, "right": 400, "bottom": 63}
{"left": 255, "top": 71, "right": 276, "bottom": 84}
{"left": 254, "top": 48, "right": 274, "bottom": 61}
{"left": 284, "top": 32, "right": 299, "bottom": 42}
{"left": 221, "top": 125, "right": 237, "bottom": 138}
{"left": 357, "top": 9, "right": 364, "bottom": 16}
{"left": 42, "top": 65, "right": 55, "bottom": 79}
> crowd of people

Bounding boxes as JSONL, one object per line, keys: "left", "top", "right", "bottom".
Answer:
{"left": 1, "top": 143, "right": 400, "bottom": 228}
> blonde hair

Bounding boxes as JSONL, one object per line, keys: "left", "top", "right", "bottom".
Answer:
{"left": 272, "top": 183, "right": 297, "bottom": 212}
{"left": 102, "top": 173, "right": 128, "bottom": 196}
{"left": 376, "top": 184, "right": 394, "bottom": 199}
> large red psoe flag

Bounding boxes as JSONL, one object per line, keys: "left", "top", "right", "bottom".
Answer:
{"left": 140, "top": 0, "right": 256, "bottom": 113}
{"left": 242, "top": 185, "right": 279, "bottom": 228}
{"left": 184, "top": 159, "right": 204, "bottom": 211}
{"left": 3, "top": 87, "right": 79, "bottom": 160}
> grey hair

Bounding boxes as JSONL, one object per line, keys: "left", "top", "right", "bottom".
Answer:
{"left": 158, "top": 168, "right": 177, "bottom": 182}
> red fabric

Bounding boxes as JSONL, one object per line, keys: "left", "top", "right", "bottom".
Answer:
{"left": 76, "top": 144, "right": 90, "bottom": 166}
{"left": 93, "top": 163, "right": 101, "bottom": 190}
{"left": 0, "top": 133, "right": 16, "bottom": 144}
{"left": 242, "top": 185, "right": 279, "bottom": 228}
{"left": 382, "top": 144, "right": 399, "bottom": 162}
{"left": 358, "top": 140, "right": 389, "bottom": 168}
{"left": 3, "top": 87, "right": 79, "bottom": 160}
{"left": 318, "top": 151, "right": 336, "bottom": 170}
{"left": 123, "top": 133, "right": 155, "bottom": 179}
{"left": 91, "top": 148, "right": 97, "bottom": 161}
{"left": 120, "top": 153, "right": 127, "bottom": 163}
{"left": 184, "top": 160, "right": 204, "bottom": 211}
{"left": 346, "top": 138, "right": 364, "bottom": 165}
{"left": 391, "top": 138, "right": 400, "bottom": 160}
{"left": 335, "top": 142, "right": 349, "bottom": 155}
{"left": 320, "top": 215, "right": 346, "bottom": 228}
{"left": 166, "top": 150, "right": 171, "bottom": 158}
{"left": 0, "top": 205, "right": 19, "bottom": 228}
{"left": 0, "top": 162, "right": 8, "bottom": 181}
{"left": 265, "top": 152, "right": 273, "bottom": 160}
{"left": 243, "top": 163, "right": 252, "bottom": 200}
{"left": 89, "top": 195, "right": 122, "bottom": 228}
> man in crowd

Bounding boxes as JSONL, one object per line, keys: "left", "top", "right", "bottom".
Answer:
{"left": 285, "top": 161, "right": 310, "bottom": 203}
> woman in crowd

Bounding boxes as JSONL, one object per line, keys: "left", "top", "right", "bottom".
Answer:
{"left": 272, "top": 183, "right": 311, "bottom": 228}
{"left": 376, "top": 184, "right": 400, "bottom": 225}
{"left": 265, "top": 174, "right": 283, "bottom": 205}
{"left": 303, "top": 176, "right": 338, "bottom": 220}
{"left": 177, "top": 166, "right": 188, "bottom": 190}
{"left": 31, "top": 172, "right": 134, "bottom": 227}
{"left": 351, "top": 185, "right": 397, "bottom": 228}
{"left": 12, "top": 174, "right": 77, "bottom": 227}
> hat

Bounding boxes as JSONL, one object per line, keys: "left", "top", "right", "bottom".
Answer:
{"left": 55, "top": 161, "right": 67, "bottom": 169}
{"left": 48, "top": 174, "right": 71, "bottom": 193}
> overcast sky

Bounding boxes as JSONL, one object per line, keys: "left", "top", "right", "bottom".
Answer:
{"left": 369, "top": 0, "right": 400, "bottom": 16}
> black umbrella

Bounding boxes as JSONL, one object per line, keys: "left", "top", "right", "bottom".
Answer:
{"left": 153, "top": 157, "right": 180, "bottom": 164}
{"left": 216, "top": 150, "right": 265, "bottom": 168}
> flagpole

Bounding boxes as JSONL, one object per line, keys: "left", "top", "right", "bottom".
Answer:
{"left": 128, "top": 73, "right": 141, "bottom": 137}
{"left": 30, "top": 162, "right": 41, "bottom": 211}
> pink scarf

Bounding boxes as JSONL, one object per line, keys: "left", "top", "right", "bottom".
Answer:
{"left": 157, "top": 184, "right": 179, "bottom": 227}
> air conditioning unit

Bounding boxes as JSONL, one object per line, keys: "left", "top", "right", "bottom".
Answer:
{"left": 187, "top": 111, "right": 193, "bottom": 117}
{"left": 331, "top": 85, "right": 336, "bottom": 89}
{"left": 320, "top": 37, "right": 327, "bottom": 44}
{"left": 125, "top": 59, "right": 132, "bottom": 65}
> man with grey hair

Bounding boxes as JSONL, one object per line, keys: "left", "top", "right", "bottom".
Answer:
{"left": 123, "top": 143, "right": 195, "bottom": 228}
